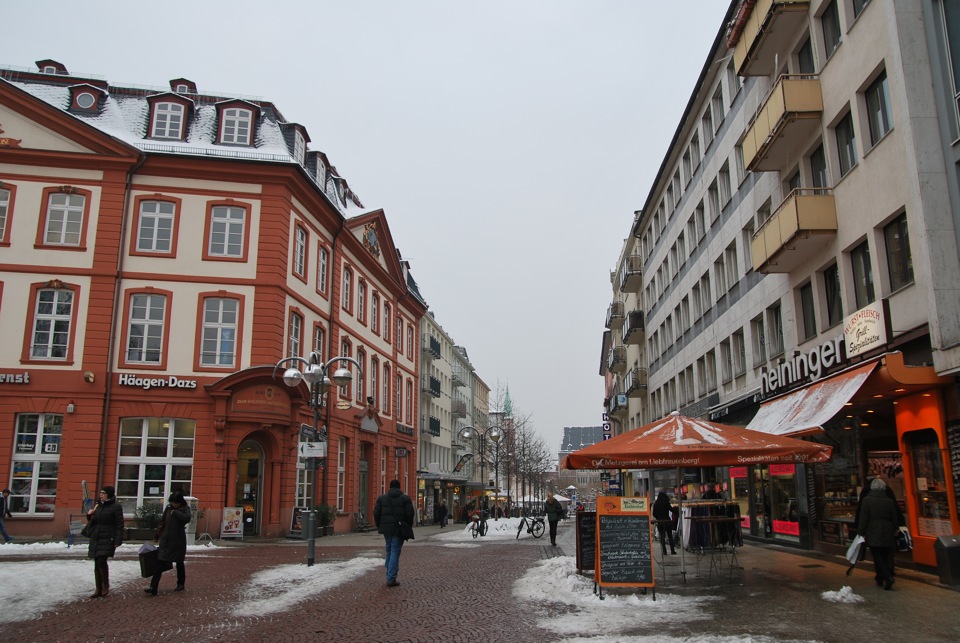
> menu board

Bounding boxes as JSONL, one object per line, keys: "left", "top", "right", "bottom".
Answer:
{"left": 595, "top": 496, "right": 654, "bottom": 589}
{"left": 947, "top": 420, "right": 960, "bottom": 490}
{"left": 576, "top": 511, "right": 596, "bottom": 573}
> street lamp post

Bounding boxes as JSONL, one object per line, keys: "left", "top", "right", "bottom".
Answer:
{"left": 457, "top": 425, "right": 502, "bottom": 517}
{"left": 274, "top": 351, "right": 360, "bottom": 567}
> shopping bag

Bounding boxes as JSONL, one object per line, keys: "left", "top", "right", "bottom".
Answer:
{"left": 138, "top": 544, "right": 159, "bottom": 578}
{"left": 844, "top": 534, "right": 865, "bottom": 576}
{"left": 897, "top": 527, "right": 913, "bottom": 552}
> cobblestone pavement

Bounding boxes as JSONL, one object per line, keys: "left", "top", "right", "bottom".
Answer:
{"left": 4, "top": 523, "right": 960, "bottom": 642}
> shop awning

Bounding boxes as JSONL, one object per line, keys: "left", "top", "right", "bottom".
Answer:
{"left": 746, "top": 361, "right": 878, "bottom": 437}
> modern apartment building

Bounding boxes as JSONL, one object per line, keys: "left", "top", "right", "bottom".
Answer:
{"left": 604, "top": 0, "right": 960, "bottom": 567}
{"left": 0, "top": 60, "right": 427, "bottom": 538}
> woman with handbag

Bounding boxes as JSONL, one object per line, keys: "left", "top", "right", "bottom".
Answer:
{"left": 858, "top": 478, "right": 900, "bottom": 590}
{"left": 85, "top": 486, "right": 124, "bottom": 598}
{"left": 144, "top": 492, "right": 191, "bottom": 596}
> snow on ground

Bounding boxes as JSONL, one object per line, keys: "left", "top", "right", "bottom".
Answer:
{"left": 820, "top": 585, "right": 865, "bottom": 603}
{"left": 0, "top": 528, "right": 830, "bottom": 641}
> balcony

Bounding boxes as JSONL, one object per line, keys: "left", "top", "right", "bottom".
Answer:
{"left": 421, "top": 335, "right": 441, "bottom": 359}
{"left": 421, "top": 375, "right": 441, "bottom": 398}
{"left": 731, "top": 0, "right": 810, "bottom": 77}
{"left": 452, "top": 394, "right": 467, "bottom": 419}
{"left": 423, "top": 416, "right": 441, "bottom": 437}
{"left": 605, "top": 300, "right": 625, "bottom": 330}
{"left": 624, "top": 367, "right": 648, "bottom": 397}
{"left": 751, "top": 188, "right": 837, "bottom": 274}
{"left": 621, "top": 310, "right": 645, "bottom": 345}
{"left": 608, "top": 393, "right": 628, "bottom": 418}
{"left": 607, "top": 346, "right": 627, "bottom": 373}
{"left": 451, "top": 365, "right": 467, "bottom": 388}
{"left": 618, "top": 254, "right": 643, "bottom": 293}
{"left": 742, "top": 74, "right": 822, "bottom": 173}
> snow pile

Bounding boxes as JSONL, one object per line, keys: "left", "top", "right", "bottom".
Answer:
{"left": 820, "top": 585, "right": 865, "bottom": 603}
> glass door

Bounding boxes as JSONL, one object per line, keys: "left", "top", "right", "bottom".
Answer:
{"left": 237, "top": 440, "right": 263, "bottom": 536}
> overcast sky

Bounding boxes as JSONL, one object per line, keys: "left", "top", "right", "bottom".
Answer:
{"left": 1, "top": 1, "right": 731, "bottom": 452}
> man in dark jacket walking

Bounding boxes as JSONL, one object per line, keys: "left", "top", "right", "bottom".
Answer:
{"left": 144, "top": 492, "right": 191, "bottom": 595}
{"left": 373, "top": 480, "right": 414, "bottom": 587}
{"left": 858, "top": 478, "right": 900, "bottom": 590}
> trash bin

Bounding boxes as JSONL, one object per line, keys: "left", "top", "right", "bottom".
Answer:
{"left": 934, "top": 535, "right": 960, "bottom": 586}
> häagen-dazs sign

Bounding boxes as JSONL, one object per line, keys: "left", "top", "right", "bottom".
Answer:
{"left": 844, "top": 300, "right": 889, "bottom": 358}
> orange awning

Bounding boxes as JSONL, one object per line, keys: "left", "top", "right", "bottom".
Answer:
{"left": 561, "top": 412, "right": 832, "bottom": 470}
{"left": 746, "top": 361, "right": 877, "bottom": 437}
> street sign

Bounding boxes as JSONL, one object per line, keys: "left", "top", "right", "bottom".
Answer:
{"left": 298, "top": 442, "right": 327, "bottom": 459}
{"left": 300, "top": 423, "right": 318, "bottom": 441}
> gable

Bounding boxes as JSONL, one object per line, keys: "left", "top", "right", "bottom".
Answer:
{"left": 0, "top": 103, "right": 98, "bottom": 155}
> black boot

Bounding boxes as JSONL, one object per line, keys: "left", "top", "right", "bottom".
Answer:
{"left": 90, "top": 568, "right": 103, "bottom": 598}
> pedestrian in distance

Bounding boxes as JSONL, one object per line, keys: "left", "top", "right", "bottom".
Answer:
{"left": 373, "top": 479, "right": 415, "bottom": 587}
{"left": 652, "top": 491, "right": 677, "bottom": 555}
{"left": 144, "top": 492, "right": 191, "bottom": 596}
{"left": 437, "top": 501, "right": 448, "bottom": 528}
{"left": 85, "top": 486, "right": 124, "bottom": 598}
{"left": 1, "top": 488, "right": 14, "bottom": 542}
{"left": 858, "top": 478, "right": 900, "bottom": 590}
{"left": 544, "top": 495, "right": 565, "bottom": 546}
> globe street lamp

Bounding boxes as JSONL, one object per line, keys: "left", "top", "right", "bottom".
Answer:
{"left": 274, "top": 351, "right": 360, "bottom": 566}
{"left": 457, "top": 425, "right": 502, "bottom": 518}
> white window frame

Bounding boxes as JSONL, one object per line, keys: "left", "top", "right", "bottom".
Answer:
{"left": 31, "top": 288, "right": 73, "bottom": 360}
{"left": 337, "top": 436, "right": 347, "bottom": 512}
{"left": 116, "top": 417, "right": 195, "bottom": 513}
{"left": 126, "top": 293, "right": 166, "bottom": 364}
{"left": 208, "top": 205, "right": 245, "bottom": 257}
{"left": 294, "top": 131, "right": 306, "bottom": 164}
{"left": 152, "top": 102, "right": 185, "bottom": 139}
{"left": 44, "top": 192, "right": 84, "bottom": 246}
{"left": 317, "top": 246, "right": 329, "bottom": 293}
{"left": 221, "top": 107, "right": 253, "bottom": 145}
{"left": 288, "top": 312, "right": 302, "bottom": 359}
{"left": 8, "top": 413, "right": 62, "bottom": 515}
{"left": 200, "top": 297, "right": 238, "bottom": 367}
{"left": 294, "top": 225, "right": 307, "bottom": 277}
{"left": 0, "top": 187, "right": 10, "bottom": 240}
{"left": 342, "top": 267, "right": 353, "bottom": 311}
{"left": 137, "top": 200, "right": 175, "bottom": 253}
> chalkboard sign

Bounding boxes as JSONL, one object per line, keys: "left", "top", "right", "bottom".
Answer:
{"left": 595, "top": 496, "right": 654, "bottom": 589}
{"left": 947, "top": 420, "right": 960, "bottom": 491}
{"left": 576, "top": 511, "right": 596, "bottom": 573}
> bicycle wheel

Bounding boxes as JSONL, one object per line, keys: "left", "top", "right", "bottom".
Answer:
{"left": 478, "top": 520, "right": 488, "bottom": 537}
{"left": 471, "top": 522, "right": 479, "bottom": 539}
{"left": 531, "top": 520, "right": 545, "bottom": 539}
{"left": 516, "top": 520, "right": 524, "bottom": 539}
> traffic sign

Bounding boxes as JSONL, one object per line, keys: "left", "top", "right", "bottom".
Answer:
{"left": 300, "top": 423, "right": 318, "bottom": 441}
{"left": 298, "top": 442, "right": 327, "bottom": 459}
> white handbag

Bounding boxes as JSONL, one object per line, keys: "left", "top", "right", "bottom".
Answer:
{"left": 845, "top": 534, "right": 865, "bottom": 565}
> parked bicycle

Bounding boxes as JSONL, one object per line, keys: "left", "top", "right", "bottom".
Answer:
{"left": 516, "top": 515, "right": 545, "bottom": 539}
{"left": 469, "top": 509, "right": 489, "bottom": 539}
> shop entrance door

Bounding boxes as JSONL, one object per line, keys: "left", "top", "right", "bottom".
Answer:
{"left": 237, "top": 440, "right": 264, "bottom": 536}
{"left": 358, "top": 459, "right": 369, "bottom": 517}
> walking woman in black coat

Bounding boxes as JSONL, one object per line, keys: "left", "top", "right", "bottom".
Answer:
{"left": 85, "top": 485, "right": 124, "bottom": 598}
{"left": 858, "top": 478, "right": 900, "bottom": 590}
{"left": 144, "top": 492, "right": 191, "bottom": 595}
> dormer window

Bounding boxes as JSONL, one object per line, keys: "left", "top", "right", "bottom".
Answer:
{"left": 36, "top": 59, "right": 67, "bottom": 75}
{"left": 152, "top": 103, "right": 185, "bottom": 139}
{"left": 43, "top": 66, "right": 58, "bottom": 74}
{"left": 68, "top": 85, "right": 105, "bottom": 113}
{"left": 294, "top": 131, "right": 306, "bottom": 164}
{"left": 221, "top": 108, "right": 253, "bottom": 145}
{"left": 316, "top": 158, "right": 326, "bottom": 183}
{"left": 168, "top": 78, "right": 197, "bottom": 94}
{"left": 176, "top": 84, "right": 189, "bottom": 93}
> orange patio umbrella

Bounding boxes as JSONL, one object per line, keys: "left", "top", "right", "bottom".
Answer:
{"left": 561, "top": 411, "right": 832, "bottom": 471}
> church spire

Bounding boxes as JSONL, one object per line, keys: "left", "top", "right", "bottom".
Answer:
{"left": 504, "top": 386, "right": 512, "bottom": 417}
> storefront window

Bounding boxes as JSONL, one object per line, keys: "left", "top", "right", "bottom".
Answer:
{"left": 8, "top": 414, "right": 61, "bottom": 514}
{"left": 728, "top": 466, "right": 750, "bottom": 528}
{"left": 769, "top": 464, "right": 800, "bottom": 543}
{"left": 116, "top": 417, "right": 194, "bottom": 513}
{"left": 814, "top": 425, "right": 861, "bottom": 545}
{"left": 906, "top": 429, "right": 953, "bottom": 537}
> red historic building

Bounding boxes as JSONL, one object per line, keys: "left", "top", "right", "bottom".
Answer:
{"left": 0, "top": 60, "right": 426, "bottom": 539}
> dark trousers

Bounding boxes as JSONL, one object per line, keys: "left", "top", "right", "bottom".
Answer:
{"left": 94, "top": 556, "right": 110, "bottom": 589}
{"left": 658, "top": 524, "right": 676, "bottom": 554}
{"left": 548, "top": 519, "right": 559, "bottom": 544}
{"left": 151, "top": 560, "right": 185, "bottom": 590}
{"left": 869, "top": 546, "right": 895, "bottom": 583}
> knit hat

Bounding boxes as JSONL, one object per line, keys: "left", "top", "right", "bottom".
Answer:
{"left": 389, "top": 480, "right": 401, "bottom": 489}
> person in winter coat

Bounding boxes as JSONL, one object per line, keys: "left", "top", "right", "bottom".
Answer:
{"left": 144, "top": 492, "right": 191, "bottom": 595}
{"left": 1, "top": 488, "right": 14, "bottom": 542}
{"left": 858, "top": 478, "right": 900, "bottom": 590}
{"left": 373, "top": 479, "right": 415, "bottom": 587}
{"left": 652, "top": 491, "right": 678, "bottom": 555}
{"left": 437, "top": 501, "right": 448, "bottom": 528}
{"left": 85, "top": 485, "right": 124, "bottom": 598}
{"left": 544, "top": 495, "right": 565, "bottom": 546}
